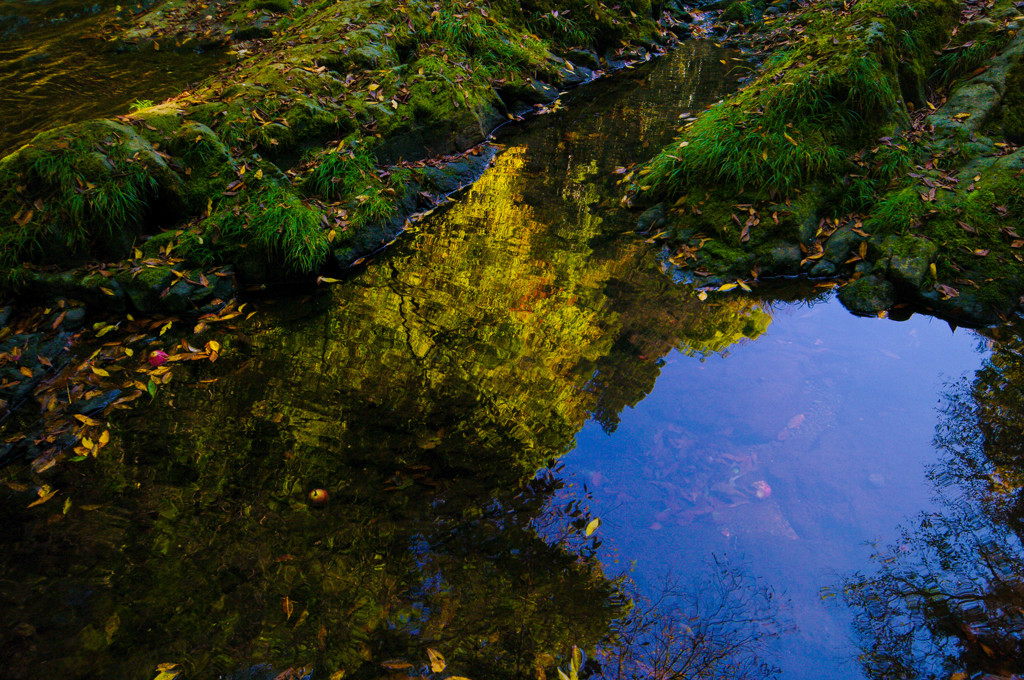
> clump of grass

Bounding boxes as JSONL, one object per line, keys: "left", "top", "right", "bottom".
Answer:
{"left": 422, "top": 7, "right": 547, "bottom": 71}
{"left": 0, "top": 124, "right": 161, "bottom": 269}
{"left": 184, "top": 182, "right": 329, "bottom": 274}
{"left": 526, "top": 11, "right": 591, "bottom": 49}
{"left": 643, "top": 0, "right": 957, "bottom": 200}
{"left": 302, "top": 142, "right": 408, "bottom": 227}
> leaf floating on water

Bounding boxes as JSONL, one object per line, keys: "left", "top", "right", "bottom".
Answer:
{"left": 153, "top": 663, "right": 181, "bottom": 680}
{"left": 380, "top": 661, "right": 414, "bottom": 671}
{"left": 283, "top": 596, "right": 295, "bottom": 620}
{"left": 27, "top": 485, "right": 57, "bottom": 508}
{"left": 427, "top": 648, "right": 446, "bottom": 673}
{"left": 717, "top": 282, "right": 739, "bottom": 292}
{"left": 585, "top": 518, "right": 601, "bottom": 536}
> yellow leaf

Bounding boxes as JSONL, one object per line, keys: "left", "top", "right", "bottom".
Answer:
{"left": 160, "top": 321, "right": 173, "bottom": 336}
{"left": 427, "top": 648, "right": 447, "bottom": 673}
{"left": 18, "top": 366, "right": 33, "bottom": 378}
{"left": 585, "top": 518, "right": 601, "bottom": 536}
{"left": 74, "top": 414, "right": 102, "bottom": 427}
{"left": 83, "top": 437, "right": 95, "bottom": 449}
{"left": 929, "top": 262, "right": 937, "bottom": 279}
{"left": 317, "top": 276, "right": 342, "bottom": 284}
{"left": 953, "top": 112, "right": 972, "bottom": 120}
{"left": 208, "top": 340, "right": 221, "bottom": 353}
{"left": 124, "top": 348, "right": 134, "bottom": 357}
{"left": 91, "top": 366, "right": 111, "bottom": 377}
{"left": 283, "top": 596, "right": 295, "bottom": 620}
{"left": 737, "top": 280, "right": 752, "bottom": 292}
{"left": 27, "top": 485, "right": 57, "bottom": 508}
{"left": 783, "top": 132, "right": 799, "bottom": 146}
{"left": 100, "top": 287, "right": 116, "bottom": 296}
{"left": 96, "top": 324, "right": 116, "bottom": 337}
{"left": 718, "top": 282, "right": 739, "bottom": 292}
{"left": 255, "top": 168, "right": 263, "bottom": 180}
{"left": 99, "top": 430, "right": 110, "bottom": 446}
{"left": 368, "top": 83, "right": 380, "bottom": 91}
{"left": 697, "top": 291, "right": 708, "bottom": 301}
{"left": 153, "top": 672, "right": 181, "bottom": 680}
{"left": 761, "top": 151, "right": 768, "bottom": 161}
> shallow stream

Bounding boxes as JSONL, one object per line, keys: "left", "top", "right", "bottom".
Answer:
{"left": 3, "top": 36, "right": 1024, "bottom": 680}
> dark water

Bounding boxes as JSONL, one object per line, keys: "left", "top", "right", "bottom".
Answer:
{"left": 0, "top": 0, "right": 224, "bottom": 155}
{"left": 2, "top": 40, "right": 1023, "bottom": 680}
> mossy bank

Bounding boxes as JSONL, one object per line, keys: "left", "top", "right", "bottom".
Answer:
{"left": 0, "top": 0, "right": 698, "bottom": 316}
{"left": 636, "top": 0, "right": 1024, "bottom": 325}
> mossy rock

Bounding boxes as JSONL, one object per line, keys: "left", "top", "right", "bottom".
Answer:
{"left": 873, "top": 234, "right": 938, "bottom": 292}
{"left": 0, "top": 120, "right": 186, "bottom": 268}
{"left": 838, "top": 275, "right": 895, "bottom": 315}
{"left": 1001, "top": 53, "right": 1024, "bottom": 142}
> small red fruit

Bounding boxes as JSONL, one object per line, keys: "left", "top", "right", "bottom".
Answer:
{"left": 149, "top": 350, "right": 169, "bottom": 367}
{"left": 308, "top": 488, "right": 329, "bottom": 507}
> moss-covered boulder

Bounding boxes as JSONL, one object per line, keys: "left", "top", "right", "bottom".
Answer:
{"left": 838, "top": 275, "right": 895, "bottom": 315}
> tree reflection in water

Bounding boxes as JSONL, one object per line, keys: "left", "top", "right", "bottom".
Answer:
{"left": 595, "top": 559, "right": 788, "bottom": 680}
{"left": 842, "top": 325, "right": 1024, "bottom": 679}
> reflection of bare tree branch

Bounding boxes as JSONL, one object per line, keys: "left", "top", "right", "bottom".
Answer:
{"left": 594, "top": 558, "right": 789, "bottom": 680}
{"left": 841, "top": 329, "right": 1024, "bottom": 680}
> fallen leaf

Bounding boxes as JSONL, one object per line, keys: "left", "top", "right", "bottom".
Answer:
{"left": 283, "top": 596, "right": 294, "bottom": 620}
{"left": 427, "top": 648, "right": 446, "bottom": 673}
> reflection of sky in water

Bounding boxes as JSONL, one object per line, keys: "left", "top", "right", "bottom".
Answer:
{"left": 567, "top": 297, "right": 987, "bottom": 680}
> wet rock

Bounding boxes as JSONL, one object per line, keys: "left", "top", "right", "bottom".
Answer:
{"left": 838, "top": 275, "right": 894, "bottom": 315}
{"left": 762, "top": 244, "right": 803, "bottom": 275}
{"left": 922, "top": 290, "right": 995, "bottom": 325}
{"left": 0, "top": 305, "right": 11, "bottom": 328}
{"left": 823, "top": 224, "right": 867, "bottom": 264}
{"left": 565, "top": 48, "right": 600, "bottom": 70}
{"left": 931, "top": 81, "right": 1002, "bottom": 135}
{"left": 809, "top": 260, "right": 837, "bottom": 277}
{"left": 873, "top": 235, "right": 938, "bottom": 292}
{"left": 69, "top": 389, "right": 122, "bottom": 416}
{"left": 497, "top": 79, "right": 559, "bottom": 108}
{"left": 60, "top": 306, "right": 87, "bottom": 330}
{"left": 636, "top": 203, "right": 667, "bottom": 233}
{"left": 890, "top": 240, "right": 938, "bottom": 292}
{"left": 553, "top": 62, "right": 594, "bottom": 88}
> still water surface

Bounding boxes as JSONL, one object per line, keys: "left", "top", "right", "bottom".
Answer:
{"left": 1, "top": 38, "right": 1019, "bottom": 680}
